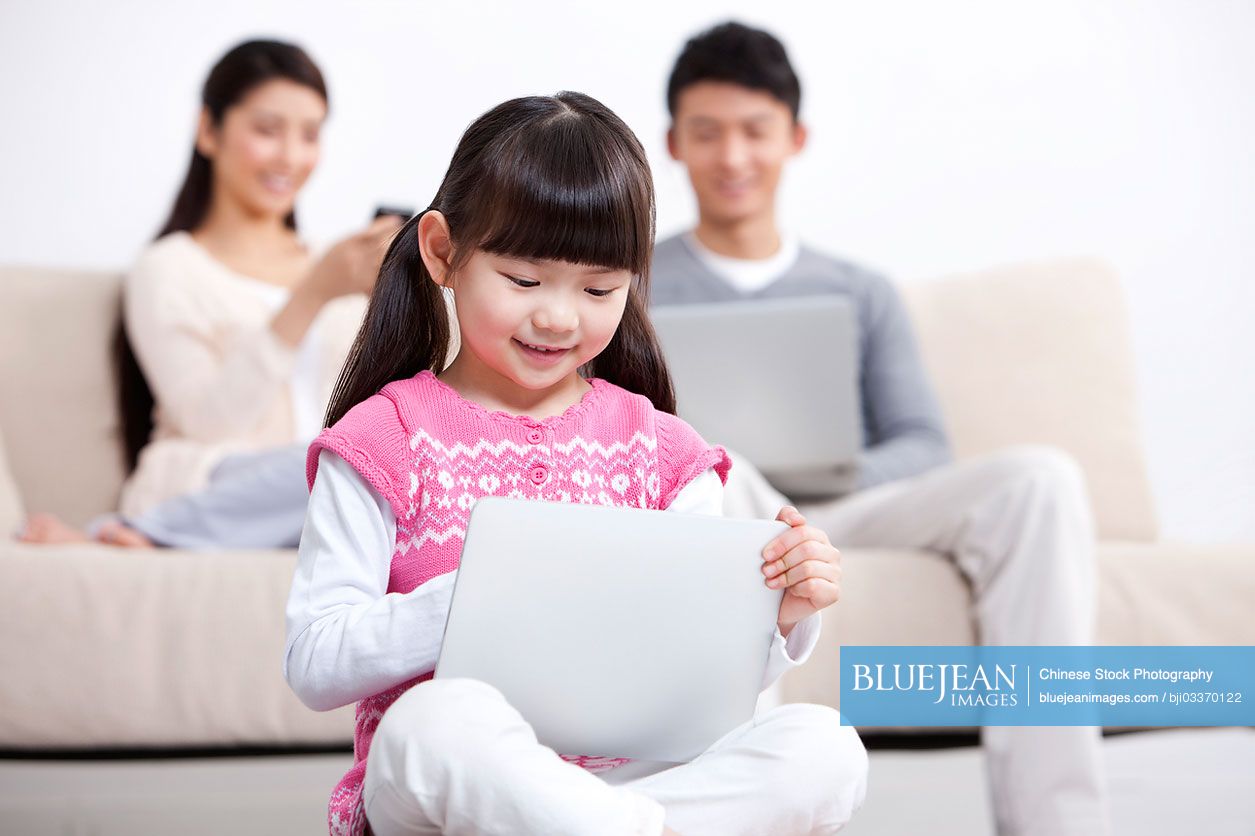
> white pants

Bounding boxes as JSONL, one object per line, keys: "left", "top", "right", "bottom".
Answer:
{"left": 362, "top": 678, "right": 869, "bottom": 836}
{"left": 723, "top": 445, "right": 1111, "bottom": 836}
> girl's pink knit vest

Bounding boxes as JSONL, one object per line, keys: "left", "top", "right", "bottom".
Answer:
{"left": 305, "top": 370, "right": 731, "bottom": 836}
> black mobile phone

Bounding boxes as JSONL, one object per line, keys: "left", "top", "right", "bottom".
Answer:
{"left": 374, "top": 205, "right": 416, "bottom": 222}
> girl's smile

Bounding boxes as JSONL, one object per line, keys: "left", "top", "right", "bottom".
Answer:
{"left": 513, "top": 338, "right": 574, "bottom": 366}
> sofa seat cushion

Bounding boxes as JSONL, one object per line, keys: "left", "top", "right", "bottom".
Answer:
{"left": 3, "top": 544, "right": 969, "bottom": 748}
{"left": 780, "top": 542, "right": 1255, "bottom": 709}
{"left": 0, "top": 543, "right": 353, "bottom": 749}
{"left": 4, "top": 539, "right": 1250, "bottom": 748}
{"left": 1096, "top": 542, "right": 1255, "bottom": 645}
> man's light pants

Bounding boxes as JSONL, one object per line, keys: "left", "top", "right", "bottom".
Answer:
{"left": 722, "top": 445, "right": 1111, "bottom": 836}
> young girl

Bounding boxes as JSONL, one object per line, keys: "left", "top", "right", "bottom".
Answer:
{"left": 284, "top": 92, "right": 867, "bottom": 836}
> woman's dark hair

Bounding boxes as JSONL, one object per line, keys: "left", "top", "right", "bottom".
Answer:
{"left": 117, "top": 40, "right": 328, "bottom": 472}
{"left": 159, "top": 40, "right": 328, "bottom": 237}
{"left": 324, "top": 91, "right": 675, "bottom": 428}
{"left": 666, "top": 21, "right": 801, "bottom": 121}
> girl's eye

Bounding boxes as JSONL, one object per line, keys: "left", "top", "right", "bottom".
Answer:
{"left": 585, "top": 288, "right": 615, "bottom": 298}
{"left": 507, "top": 276, "right": 539, "bottom": 288}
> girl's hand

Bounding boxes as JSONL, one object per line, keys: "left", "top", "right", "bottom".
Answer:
{"left": 761, "top": 505, "right": 842, "bottom": 637}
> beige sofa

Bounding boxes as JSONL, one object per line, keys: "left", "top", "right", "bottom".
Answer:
{"left": 1, "top": 258, "right": 1252, "bottom": 755}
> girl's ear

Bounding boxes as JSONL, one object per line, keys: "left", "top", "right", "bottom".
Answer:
{"left": 195, "top": 108, "right": 218, "bottom": 159}
{"left": 417, "top": 210, "right": 455, "bottom": 288}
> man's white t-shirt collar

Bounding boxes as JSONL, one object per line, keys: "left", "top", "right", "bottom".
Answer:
{"left": 684, "top": 231, "right": 801, "bottom": 294}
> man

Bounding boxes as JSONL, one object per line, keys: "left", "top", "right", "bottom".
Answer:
{"left": 651, "top": 21, "right": 1110, "bottom": 836}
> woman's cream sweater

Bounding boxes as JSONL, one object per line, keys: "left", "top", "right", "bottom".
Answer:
{"left": 118, "top": 231, "right": 368, "bottom": 518}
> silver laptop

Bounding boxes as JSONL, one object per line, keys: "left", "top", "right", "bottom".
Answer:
{"left": 651, "top": 296, "right": 862, "bottom": 498}
{"left": 434, "top": 497, "right": 786, "bottom": 762}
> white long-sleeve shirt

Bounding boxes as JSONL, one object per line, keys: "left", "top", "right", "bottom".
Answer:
{"left": 284, "top": 450, "right": 820, "bottom": 713}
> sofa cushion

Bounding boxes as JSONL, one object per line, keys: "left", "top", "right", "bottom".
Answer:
{"left": 0, "top": 267, "right": 128, "bottom": 527}
{"left": 901, "top": 258, "right": 1158, "bottom": 542}
{"left": 0, "top": 542, "right": 354, "bottom": 748}
{"left": 7, "top": 537, "right": 1249, "bottom": 747}
{"left": 779, "top": 549, "right": 978, "bottom": 710}
{"left": 778, "top": 541, "right": 1255, "bottom": 710}
{"left": 0, "top": 540, "right": 974, "bottom": 748}
{"left": 1096, "top": 541, "right": 1255, "bottom": 645}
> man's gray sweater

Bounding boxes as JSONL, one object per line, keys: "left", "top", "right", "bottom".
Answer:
{"left": 649, "top": 233, "right": 952, "bottom": 491}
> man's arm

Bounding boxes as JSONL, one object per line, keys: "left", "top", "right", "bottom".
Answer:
{"left": 856, "top": 278, "right": 952, "bottom": 488}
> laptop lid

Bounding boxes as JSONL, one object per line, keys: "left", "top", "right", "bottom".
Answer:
{"left": 434, "top": 497, "right": 786, "bottom": 762}
{"left": 651, "top": 296, "right": 862, "bottom": 497}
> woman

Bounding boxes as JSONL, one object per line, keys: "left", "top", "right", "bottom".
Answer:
{"left": 20, "top": 39, "right": 405, "bottom": 548}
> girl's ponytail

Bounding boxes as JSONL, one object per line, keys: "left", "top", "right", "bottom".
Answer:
{"left": 323, "top": 211, "right": 450, "bottom": 428}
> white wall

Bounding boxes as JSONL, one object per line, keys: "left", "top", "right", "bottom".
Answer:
{"left": 2, "top": 0, "right": 1251, "bottom": 542}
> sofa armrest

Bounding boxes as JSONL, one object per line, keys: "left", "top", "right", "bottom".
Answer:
{"left": 0, "top": 425, "right": 24, "bottom": 538}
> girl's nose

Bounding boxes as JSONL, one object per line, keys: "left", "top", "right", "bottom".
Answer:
{"left": 533, "top": 301, "right": 578, "bottom": 335}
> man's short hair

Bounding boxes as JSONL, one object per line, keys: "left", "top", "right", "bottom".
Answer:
{"left": 666, "top": 22, "right": 802, "bottom": 121}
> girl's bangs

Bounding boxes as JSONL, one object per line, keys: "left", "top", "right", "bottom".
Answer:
{"left": 469, "top": 124, "right": 652, "bottom": 276}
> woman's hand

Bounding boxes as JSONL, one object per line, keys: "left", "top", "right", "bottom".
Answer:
{"left": 761, "top": 505, "right": 842, "bottom": 637}
{"left": 305, "top": 215, "right": 404, "bottom": 300}
{"left": 273, "top": 216, "right": 404, "bottom": 348}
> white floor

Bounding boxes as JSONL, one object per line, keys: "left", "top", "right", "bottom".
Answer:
{"left": 1, "top": 728, "right": 1252, "bottom": 835}
{"left": 845, "top": 728, "right": 1255, "bottom": 836}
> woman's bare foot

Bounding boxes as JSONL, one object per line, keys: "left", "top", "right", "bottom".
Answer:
{"left": 17, "top": 513, "right": 92, "bottom": 544}
{"left": 16, "top": 513, "right": 155, "bottom": 548}
{"left": 95, "top": 520, "right": 155, "bottom": 548}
